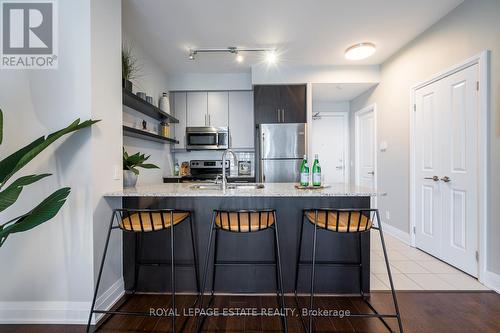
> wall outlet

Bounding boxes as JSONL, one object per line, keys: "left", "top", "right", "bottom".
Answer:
{"left": 385, "top": 211, "right": 391, "bottom": 220}
{"left": 113, "top": 165, "right": 121, "bottom": 180}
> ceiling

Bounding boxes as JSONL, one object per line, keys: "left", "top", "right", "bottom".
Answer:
{"left": 122, "top": 0, "right": 463, "bottom": 75}
{"left": 312, "top": 83, "right": 377, "bottom": 102}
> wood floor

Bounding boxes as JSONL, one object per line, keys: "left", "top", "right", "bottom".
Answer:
{"left": 1, "top": 292, "right": 499, "bottom": 333}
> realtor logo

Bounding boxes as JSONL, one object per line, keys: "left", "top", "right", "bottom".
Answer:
{"left": 1, "top": 0, "right": 58, "bottom": 69}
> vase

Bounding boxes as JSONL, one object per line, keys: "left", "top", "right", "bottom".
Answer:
{"left": 159, "top": 92, "right": 171, "bottom": 114}
{"left": 123, "top": 170, "right": 138, "bottom": 187}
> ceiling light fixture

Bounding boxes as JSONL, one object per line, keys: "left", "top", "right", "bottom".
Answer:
{"left": 188, "top": 50, "right": 196, "bottom": 60}
{"left": 187, "top": 46, "right": 276, "bottom": 63}
{"left": 265, "top": 50, "right": 278, "bottom": 65}
{"left": 344, "top": 42, "right": 376, "bottom": 60}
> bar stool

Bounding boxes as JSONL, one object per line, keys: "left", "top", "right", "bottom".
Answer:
{"left": 196, "top": 209, "right": 288, "bottom": 333}
{"left": 294, "top": 208, "right": 403, "bottom": 333}
{"left": 86, "top": 208, "right": 199, "bottom": 333}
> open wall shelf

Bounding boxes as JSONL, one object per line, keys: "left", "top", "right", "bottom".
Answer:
{"left": 123, "top": 89, "right": 178, "bottom": 123}
{"left": 123, "top": 126, "right": 179, "bottom": 144}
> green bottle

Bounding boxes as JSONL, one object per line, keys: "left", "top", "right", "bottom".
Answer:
{"left": 299, "top": 155, "right": 310, "bottom": 186}
{"left": 312, "top": 154, "right": 321, "bottom": 186}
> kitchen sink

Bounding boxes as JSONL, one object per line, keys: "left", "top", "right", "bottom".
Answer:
{"left": 190, "top": 184, "right": 222, "bottom": 190}
{"left": 190, "top": 183, "right": 265, "bottom": 190}
{"left": 226, "top": 183, "right": 265, "bottom": 190}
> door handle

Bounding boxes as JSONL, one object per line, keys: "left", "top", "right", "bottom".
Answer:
{"left": 424, "top": 176, "right": 439, "bottom": 181}
{"left": 336, "top": 166, "right": 343, "bottom": 170}
{"left": 276, "top": 109, "right": 280, "bottom": 122}
{"left": 367, "top": 171, "right": 374, "bottom": 175}
{"left": 281, "top": 109, "right": 285, "bottom": 122}
{"left": 204, "top": 114, "right": 207, "bottom": 126}
{"left": 208, "top": 114, "right": 211, "bottom": 126}
{"left": 441, "top": 176, "right": 451, "bottom": 183}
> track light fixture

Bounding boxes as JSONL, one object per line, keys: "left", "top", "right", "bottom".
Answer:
{"left": 188, "top": 46, "right": 277, "bottom": 64}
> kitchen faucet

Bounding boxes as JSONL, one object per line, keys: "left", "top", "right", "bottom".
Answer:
{"left": 221, "top": 149, "right": 237, "bottom": 189}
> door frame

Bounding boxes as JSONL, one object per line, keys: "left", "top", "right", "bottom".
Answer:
{"left": 311, "top": 111, "right": 350, "bottom": 184}
{"left": 354, "top": 104, "right": 378, "bottom": 208}
{"left": 410, "top": 51, "right": 490, "bottom": 283}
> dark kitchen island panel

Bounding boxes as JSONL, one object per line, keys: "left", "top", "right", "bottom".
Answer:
{"left": 114, "top": 184, "right": 374, "bottom": 295}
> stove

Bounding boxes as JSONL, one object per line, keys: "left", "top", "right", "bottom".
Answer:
{"left": 188, "top": 160, "right": 230, "bottom": 181}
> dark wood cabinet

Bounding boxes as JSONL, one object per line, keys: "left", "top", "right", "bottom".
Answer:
{"left": 254, "top": 84, "right": 306, "bottom": 124}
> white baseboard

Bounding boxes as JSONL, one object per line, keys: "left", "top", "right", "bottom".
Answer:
{"left": 482, "top": 270, "right": 500, "bottom": 294}
{"left": 380, "top": 222, "right": 411, "bottom": 245}
{"left": 0, "top": 278, "right": 124, "bottom": 324}
{"left": 93, "top": 278, "right": 125, "bottom": 324}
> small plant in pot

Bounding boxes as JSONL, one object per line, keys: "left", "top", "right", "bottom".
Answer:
{"left": 123, "top": 148, "right": 159, "bottom": 187}
{"left": 122, "top": 45, "right": 141, "bottom": 92}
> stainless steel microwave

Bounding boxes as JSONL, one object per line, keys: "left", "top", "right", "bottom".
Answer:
{"left": 185, "top": 127, "right": 229, "bottom": 150}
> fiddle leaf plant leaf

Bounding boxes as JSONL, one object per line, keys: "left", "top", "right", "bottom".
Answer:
{"left": 0, "top": 174, "right": 51, "bottom": 212}
{"left": 0, "top": 119, "right": 100, "bottom": 188}
{"left": 0, "top": 108, "right": 3, "bottom": 145}
{"left": 0, "top": 187, "right": 70, "bottom": 247}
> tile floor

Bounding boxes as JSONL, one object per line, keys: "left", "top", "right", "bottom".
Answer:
{"left": 370, "top": 231, "right": 489, "bottom": 291}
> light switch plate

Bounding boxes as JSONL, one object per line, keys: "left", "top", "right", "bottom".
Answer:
{"left": 380, "top": 141, "right": 388, "bottom": 152}
{"left": 113, "top": 165, "right": 121, "bottom": 180}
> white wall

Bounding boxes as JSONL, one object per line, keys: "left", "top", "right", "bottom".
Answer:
{"left": 0, "top": 0, "right": 93, "bottom": 322}
{"left": 0, "top": 0, "right": 123, "bottom": 324}
{"left": 313, "top": 101, "right": 350, "bottom": 113}
{"left": 350, "top": 0, "right": 500, "bottom": 277}
{"left": 90, "top": 0, "right": 123, "bottom": 318}
{"left": 122, "top": 28, "right": 173, "bottom": 185}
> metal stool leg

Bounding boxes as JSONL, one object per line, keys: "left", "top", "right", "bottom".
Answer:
{"left": 211, "top": 228, "right": 220, "bottom": 296}
{"left": 169, "top": 211, "right": 176, "bottom": 333}
{"left": 196, "top": 212, "right": 216, "bottom": 333}
{"left": 86, "top": 212, "right": 116, "bottom": 333}
{"left": 308, "top": 211, "right": 319, "bottom": 333}
{"left": 294, "top": 212, "right": 306, "bottom": 296}
{"left": 189, "top": 214, "right": 200, "bottom": 294}
{"left": 358, "top": 232, "right": 365, "bottom": 299}
{"left": 273, "top": 212, "right": 288, "bottom": 333}
{"left": 376, "top": 210, "right": 404, "bottom": 333}
{"left": 132, "top": 233, "right": 142, "bottom": 293}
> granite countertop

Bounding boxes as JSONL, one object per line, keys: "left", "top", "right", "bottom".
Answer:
{"left": 105, "top": 182, "right": 377, "bottom": 197}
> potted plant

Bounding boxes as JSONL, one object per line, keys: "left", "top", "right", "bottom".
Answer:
{"left": 123, "top": 148, "right": 159, "bottom": 187}
{"left": 122, "top": 45, "right": 141, "bottom": 92}
{"left": 0, "top": 108, "right": 99, "bottom": 247}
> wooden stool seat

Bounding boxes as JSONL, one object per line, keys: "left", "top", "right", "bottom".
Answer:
{"left": 304, "top": 210, "right": 372, "bottom": 232}
{"left": 120, "top": 212, "right": 190, "bottom": 232}
{"left": 215, "top": 211, "right": 275, "bottom": 232}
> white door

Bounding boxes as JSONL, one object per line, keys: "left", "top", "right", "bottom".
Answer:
{"left": 187, "top": 92, "right": 208, "bottom": 127}
{"left": 355, "top": 108, "right": 376, "bottom": 190}
{"left": 311, "top": 113, "right": 348, "bottom": 184}
{"left": 414, "top": 64, "right": 479, "bottom": 276}
{"left": 229, "top": 91, "right": 254, "bottom": 149}
{"left": 207, "top": 91, "right": 229, "bottom": 127}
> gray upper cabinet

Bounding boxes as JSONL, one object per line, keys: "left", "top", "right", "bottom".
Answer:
{"left": 173, "top": 92, "right": 187, "bottom": 149}
{"left": 229, "top": 91, "right": 254, "bottom": 149}
{"left": 207, "top": 91, "right": 229, "bottom": 127}
{"left": 186, "top": 92, "right": 208, "bottom": 127}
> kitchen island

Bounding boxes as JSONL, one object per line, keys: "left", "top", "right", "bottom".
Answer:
{"left": 106, "top": 183, "right": 376, "bottom": 294}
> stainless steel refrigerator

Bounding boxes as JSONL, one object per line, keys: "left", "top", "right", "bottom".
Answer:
{"left": 258, "top": 123, "right": 307, "bottom": 183}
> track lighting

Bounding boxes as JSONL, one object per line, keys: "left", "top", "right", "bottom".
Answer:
{"left": 187, "top": 46, "right": 276, "bottom": 64}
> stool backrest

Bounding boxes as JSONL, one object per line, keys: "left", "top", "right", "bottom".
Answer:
{"left": 214, "top": 209, "right": 275, "bottom": 232}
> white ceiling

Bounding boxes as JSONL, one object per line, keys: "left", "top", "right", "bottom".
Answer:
{"left": 312, "top": 83, "right": 377, "bottom": 102}
{"left": 122, "top": 0, "right": 463, "bottom": 75}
